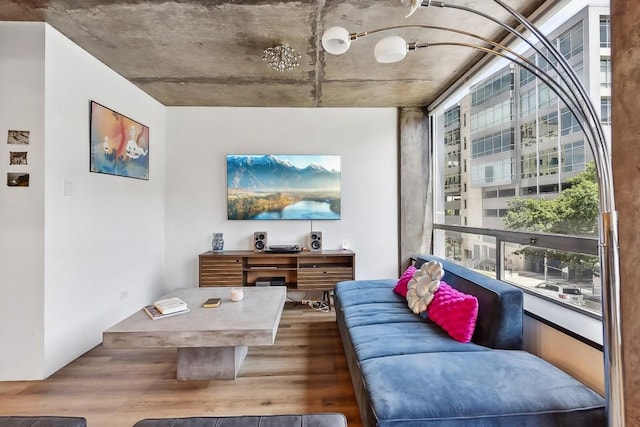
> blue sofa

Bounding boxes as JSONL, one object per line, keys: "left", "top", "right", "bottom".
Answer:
{"left": 335, "top": 255, "right": 606, "bottom": 427}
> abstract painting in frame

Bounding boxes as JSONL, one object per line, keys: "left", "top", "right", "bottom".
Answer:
{"left": 90, "top": 101, "right": 149, "bottom": 180}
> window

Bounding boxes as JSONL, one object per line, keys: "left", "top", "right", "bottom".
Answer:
{"left": 446, "top": 149, "right": 461, "bottom": 168}
{"left": 445, "top": 175, "right": 461, "bottom": 191}
{"left": 432, "top": 11, "right": 602, "bottom": 332}
{"left": 537, "top": 48, "right": 553, "bottom": 73}
{"left": 601, "top": 97, "right": 612, "bottom": 125}
{"left": 558, "top": 22, "right": 584, "bottom": 61}
{"left": 561, "top": 140, "right": 586, "bottom": 172}
{"left": 444, "top": 129, "right": 460, "bottom": 146}
{"left": 520, "top": 55, "right": 536, "bottom": 86}
{"left": 521, "top": 152, "right": 538, "bottom": 179}
{"left": 503, "top": 243, "right": 599, "bottom": 315}
{"left": 499, "top": 188, "right": 516, "bottom": 198}
{"left": 561, "top": 108, "right": 582, "bottom": 136}
{"left": 485, "top": 166, "right": 494, "bottom": 183}
{"left": 471, "top": 129, "right": 514, "bottom": 158}
{"left": 538, "top": 147, "right": 560, "bottom": 176}
{"left": 572, "top": 61, "right": 585, "bottom": 86}
{"left": 600, "top": 58, "right": 612, "bottom": 88}
{"left": 521, "top": 120, "right": 537, "bottom": 148}
{"left": 538, "top": 84, "right": 558, "bottom": 109}
{"left": 540, "top": 183, "right": 559, "bottom": 194}
{"left": 600, "top": 17, "right": 611, "bottom": 48}
{"left": 444, "top": 106, "right": 460, "bottom": 127}
{"left": 539, "top": 112, "right": 559, "bottom": 144}
{"left": 520, "top": 88, "right": 537, "bottom": 117}
{"left": 471, "top": 69, "right": 514, "bottom": 107}
{"left": 471, "top": 99, "right": 514, "bottom": 132}
{"left": 471, "top": 158, "right": 515, "bottom": 185}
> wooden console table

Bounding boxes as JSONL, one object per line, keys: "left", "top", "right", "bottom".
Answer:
{"left": 199, "top": 249, "right": 355, "bottom": 291}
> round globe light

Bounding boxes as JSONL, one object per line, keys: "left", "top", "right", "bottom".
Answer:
{"left": 322, "top": 26, "right": 351, "bottom": 55}
{"left": 374, "top": 36, "right": 408, "bottom": 63}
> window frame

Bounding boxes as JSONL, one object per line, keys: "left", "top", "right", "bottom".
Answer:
{"left": 428, "top": 11, "right": 610, "bottom": 347}
{"left": 432, "top": 223, "right": 602, "bottom": 344}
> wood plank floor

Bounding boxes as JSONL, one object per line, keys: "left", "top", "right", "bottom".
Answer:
{"left": 0, "top": 302, "right": 362, "bottom": 427}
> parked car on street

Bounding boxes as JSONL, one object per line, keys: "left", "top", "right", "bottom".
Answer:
{"left": 535, "top": 282, "right": 584, "bottom": 305}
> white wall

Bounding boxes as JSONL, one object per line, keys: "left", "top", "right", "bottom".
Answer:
{"left": 0, "top": 22, "right": 46, "bottom": 380}
{"left": 164, "top": 107, "right": 399, "bottom": 290}
{"left": 41, "top": 26, "right": 167, "bottom": 377}
{"left": 0, "top": 22, "right": 167, "bottom": 380}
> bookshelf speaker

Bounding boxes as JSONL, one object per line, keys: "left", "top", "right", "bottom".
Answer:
{"left": 309, "top": 231, "right": 322, "bottom": 252}
{"left": 253, "top": 231, "right": 268, "bottom": 252}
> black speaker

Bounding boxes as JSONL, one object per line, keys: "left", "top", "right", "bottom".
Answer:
{"left": 253, "top": 231, "right": 267, "bottom": 252}
{"left": 309, "top": 231, "right": 322, "bottom": 252}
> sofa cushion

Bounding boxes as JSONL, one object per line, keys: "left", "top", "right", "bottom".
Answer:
{"left": 427, "top": 281, "right": 478, "bottom": 343}
{"left": 360, "top": 350, "right": 605, "bottom": 426}
{"left": 393, "top": 265, "right": 417, "bottom": 297}
{"left": 335, "top": 280, "right": 402, "bottom": 308}
{"left": 349, "top": 321, "right": 489, "bottom": 361}
{"left": 416, "top": 256, "right": 523, "bottom": 350}
{"left": 341, "top": 301, "right": 427, "bottom": 329}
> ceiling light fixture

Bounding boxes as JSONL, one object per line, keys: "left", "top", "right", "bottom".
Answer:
{"left": 322, "top": 1, "right": 622, "bottom": 425}
{"left": 262, "top": 44, "right": 300, "bottom": 72}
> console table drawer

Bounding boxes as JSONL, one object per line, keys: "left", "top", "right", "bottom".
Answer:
{"left": 297, "top": 267, "right": 353, "bottom": 290}
{"left": 199, "top": 257, "right": 242, "bottom": 287}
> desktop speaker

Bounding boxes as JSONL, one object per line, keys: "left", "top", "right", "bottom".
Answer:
{"left": 309, "top": 231, "right": 322, "bottom": 252}
{"left": 253, "top": 231, "right": 268, "bottom": 252}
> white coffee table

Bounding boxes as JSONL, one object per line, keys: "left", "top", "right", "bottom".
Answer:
{"left": 103, "top": 286, "right": 286, "bottom": 380}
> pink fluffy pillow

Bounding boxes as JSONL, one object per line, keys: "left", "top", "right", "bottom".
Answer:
{"left": 393, "top": 265, "right": 417, "bottom": 298}
{"left": 427, "top": 281, "right": 478, "bottom": 343}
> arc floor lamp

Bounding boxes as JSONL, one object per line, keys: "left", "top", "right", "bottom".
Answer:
{"left": 322, "top": 1, "right": 622, "bottom": 425}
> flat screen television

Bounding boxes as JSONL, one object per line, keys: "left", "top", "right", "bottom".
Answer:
{"left": 226, "top": 154, "right": 341, "bottom": 220}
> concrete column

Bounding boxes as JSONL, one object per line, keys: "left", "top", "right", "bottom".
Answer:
{"left": 611, "top": 0, "right": 640, "bottom": 424}
{"left": 399, "top": 107, "right": 432, "bottom": 273}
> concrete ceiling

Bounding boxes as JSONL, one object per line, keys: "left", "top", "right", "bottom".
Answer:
{"left": 1, "top": 0, "right": 549, "bottom": 107}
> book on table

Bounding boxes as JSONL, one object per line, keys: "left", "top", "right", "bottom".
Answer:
{"left": 153, "top": 297, "right": 188, "bottom": 314}
{"left": 143, "top": 304, "right": 190, "bottom": 320}
{"left": 202, "top": 297, "right": 222, "bottom": 308}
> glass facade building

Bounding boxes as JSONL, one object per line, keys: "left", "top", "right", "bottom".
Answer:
{"left": 433, "top": 5, "right": 611, "bottom": 322}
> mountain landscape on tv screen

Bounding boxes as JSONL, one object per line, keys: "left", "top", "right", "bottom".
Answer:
{"left": 226, "top": 155, "right": 341, "bottom": 220}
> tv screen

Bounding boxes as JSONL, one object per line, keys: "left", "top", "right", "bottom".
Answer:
{"left": 227, "top": 154, "right": 341, "bottom": 220}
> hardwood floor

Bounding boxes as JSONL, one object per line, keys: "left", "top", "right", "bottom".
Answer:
{"left": 0, "top": 302, "right": 362, "bottom": 427}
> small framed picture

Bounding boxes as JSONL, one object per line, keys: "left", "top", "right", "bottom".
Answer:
{"left": 9, "top": 151, "right": 28, "bottom": 165}
{"left": 7, "top": 130, "right": 30, "bottom": 145}
{"left": 7, "top": 172, "right": 29, "bottom": 187}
